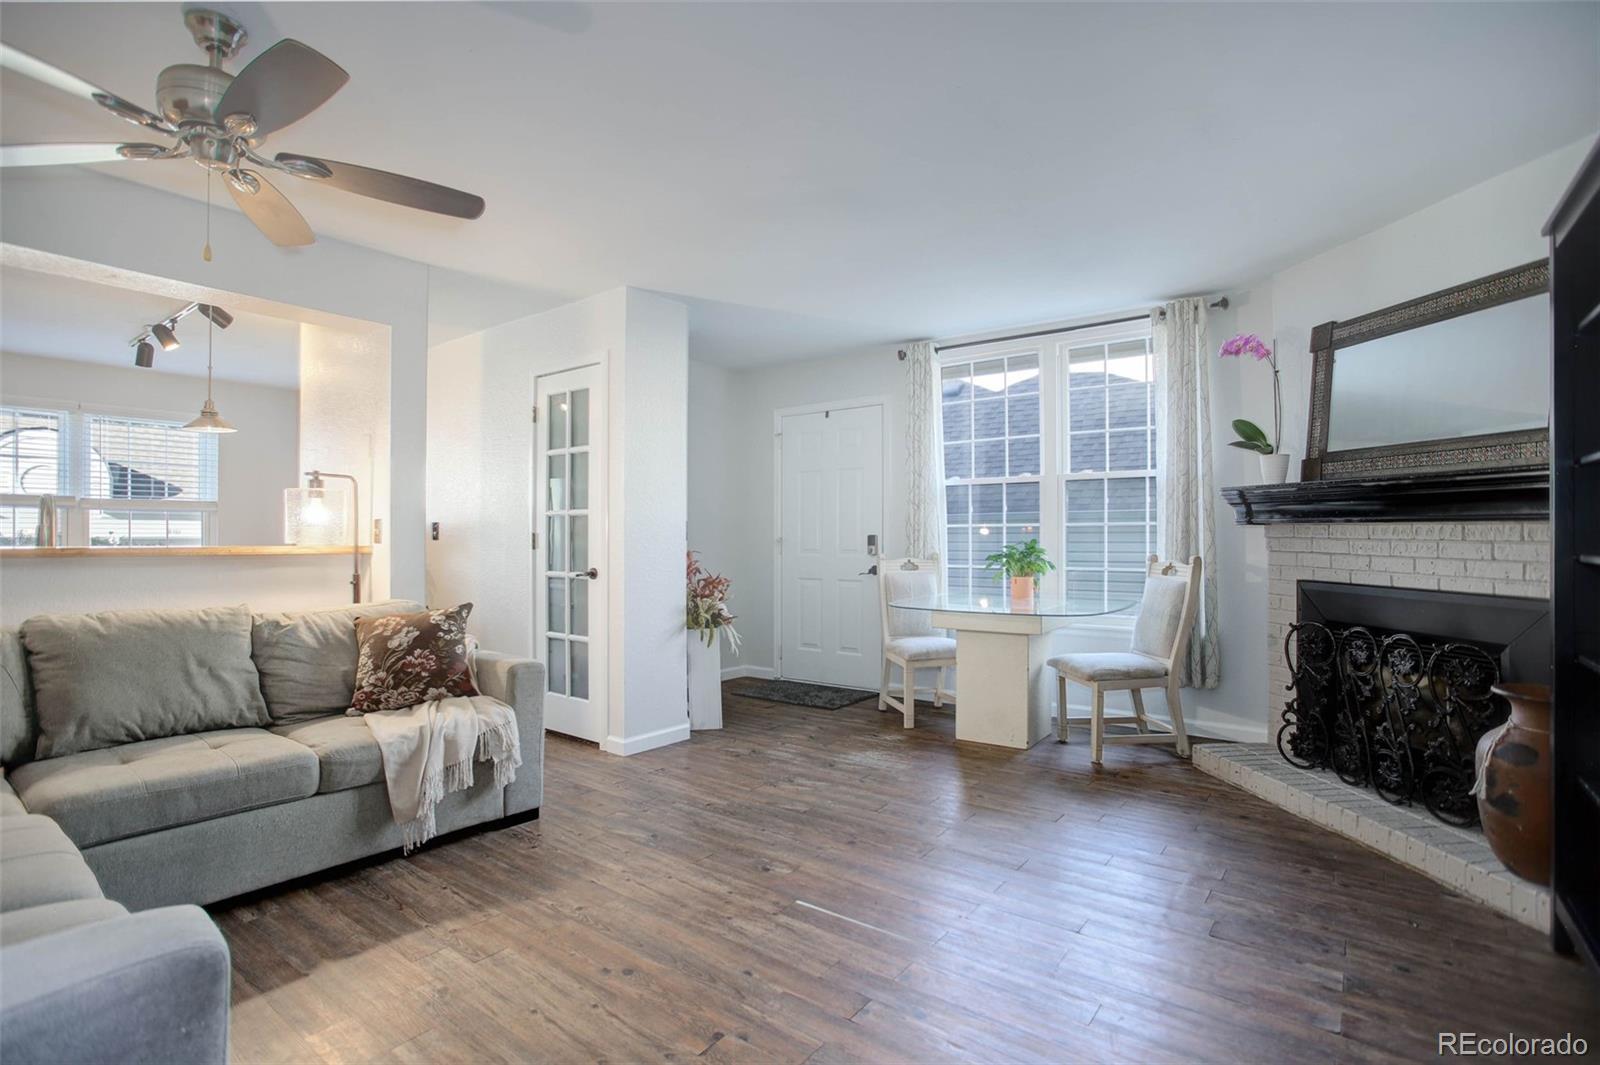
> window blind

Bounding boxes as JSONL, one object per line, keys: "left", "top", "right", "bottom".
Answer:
{"left": 84, "top": 414, "right": 218, "bottom": 503}
{"left": 0, "top": 406, "right": 66, "bottom": 496}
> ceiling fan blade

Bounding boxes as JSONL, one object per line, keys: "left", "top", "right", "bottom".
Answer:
{"left": 274, "top": 153, "right": 486, "bottom": 219}
{"left": 0, "top": 43, "right": 174, "bottom": 134}
{"left": 217, "top": 40, "right": 348, "bottom": 138}
{"left": 0, "top": 142, "right": 156, "bottom": 167}
{"left": 226, "top": 170, "right": 314, "bottom": 247}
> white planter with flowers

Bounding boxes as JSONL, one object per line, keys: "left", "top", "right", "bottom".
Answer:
{"left": 687, "top": 551, "right": 740, "bottom": 731}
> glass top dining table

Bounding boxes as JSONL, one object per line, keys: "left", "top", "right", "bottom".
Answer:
{"left": 887, "top": 593, "right": 1138, "bottom": 619}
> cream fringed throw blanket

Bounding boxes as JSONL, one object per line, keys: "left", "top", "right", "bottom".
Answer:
{"left": 359, "top": 695, "right": 521, "bottom": 851}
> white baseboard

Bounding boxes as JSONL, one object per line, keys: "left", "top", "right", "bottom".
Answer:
{"left": 601, "top": 721, "right": 691, "bottom": 756}
{"left": 721, "top": 664, "right": 777, "bottom": 682}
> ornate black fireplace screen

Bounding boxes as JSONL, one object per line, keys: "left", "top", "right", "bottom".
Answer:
{"left": 1277, "top": 622, "right": 1509, "bottom": 826}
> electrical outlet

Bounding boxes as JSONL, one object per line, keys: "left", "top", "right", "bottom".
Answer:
{"left": 430, "top": 522, "right": 440, "bottom": 541}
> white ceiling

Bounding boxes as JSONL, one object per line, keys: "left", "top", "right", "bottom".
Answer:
{"left": 0, "top": 2, "right": 1596, "bottom": 367}
{"left": 0, "top": 265, "right": 303, "bottom": 388}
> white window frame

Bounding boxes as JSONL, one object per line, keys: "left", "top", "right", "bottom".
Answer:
{"left": 0, "top": 400, "right": 220, "bottom": 547}
{"left": 940, "top": 318, "right": 1156, "bottom": 628}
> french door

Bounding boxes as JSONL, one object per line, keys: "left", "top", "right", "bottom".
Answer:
{"left": 777, "top": 403, "right": 884, "bottom": 689}
{"left": 535, "top": 365, "right": 607, "bottom": 742}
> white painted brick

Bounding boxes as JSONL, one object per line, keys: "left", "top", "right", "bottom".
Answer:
{"left": 1329, "top": 554, "right": 1373, "bottom": 571}
{"left": 1387, "top": 540, "right": 1441, "bottom": 558}
{"left": 1494, "top": 541, "right": 1550, "bottom": 563}
{"left": 1524, "top": 523, "right": 1551, "bottom": 542}
{"left": 1439, "top": 576, "right": 1497, "bottom": 594}
{"left": 1349, "top": 540, "right": 1391, "bottom": 556}
{"left": 1372, "top": 556, "right": 1415, "bottom": 574}
{"left": 1466, "top": 560, "right": 1523, "bottom": 580}
{"left": 1296, "top": 552, "right": 1331, "bottom": 569}
{"left": 1440, "top": 541, "right": 1494, "bottom": 560}
{"left": 1463, "top": 523, "right": 1523, "bottom": 541}
{"left": 1415, "top": 558, "right": 1466, "bottom": 577}
{"left": 1391, "top": 574, "right": 1441, "bottom": 591}
{"left": 1495, "top": 580, "right": 1549, "bottom": 599}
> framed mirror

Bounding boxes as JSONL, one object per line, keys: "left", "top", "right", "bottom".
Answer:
{"left": 1302, "top": 259, "right": 1550, "bottom": 481}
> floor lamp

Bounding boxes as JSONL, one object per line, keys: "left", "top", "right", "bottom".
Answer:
{"left": 284, "top": 470, "right": 362, "bottom": 603}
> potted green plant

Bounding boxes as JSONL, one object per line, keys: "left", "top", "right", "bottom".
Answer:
{"left": 984, "top": 538, "right": 1055, "bottom": 608}
{"left": 1219, "top": 333, "right": 1291, "bottom": 483}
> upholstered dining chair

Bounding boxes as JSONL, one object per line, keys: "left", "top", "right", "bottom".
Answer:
{"left": 1047, "top": 554, "right": 1201, "bottom": 764}
{"left": 876, "top": 557, "right": 957, "bottom": 728}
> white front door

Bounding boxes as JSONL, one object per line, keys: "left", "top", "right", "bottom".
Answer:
{"left": 535, "top": 366, "right": 607, "bottom": 742}
{"left": 778, "top": 403, "right": 884, "bottom": 688}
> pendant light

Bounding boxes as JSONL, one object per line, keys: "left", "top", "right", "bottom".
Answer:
{"left": 183, "top": 306, "right": 236, "bottom": 433}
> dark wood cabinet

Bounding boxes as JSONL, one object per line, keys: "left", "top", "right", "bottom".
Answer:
{"left": 1544, "top": 136, "right": 1600, "bottom": 969}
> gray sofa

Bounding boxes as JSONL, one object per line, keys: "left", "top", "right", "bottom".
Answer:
{"left": 0, "top": 600, "right": 545, "bottom": 1064}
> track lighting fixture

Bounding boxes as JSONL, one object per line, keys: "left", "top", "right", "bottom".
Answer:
{"left": 134, "top": 340, "right": 155, "bottom": 367}
{"left": 151, "top": 321, "right": 180, "bottom": 350}
{"left": 196, "top": 304, "right": 233, "bottom": 329}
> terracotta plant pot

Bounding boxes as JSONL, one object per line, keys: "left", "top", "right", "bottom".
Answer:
{"left": 1476, "top": 682, "right": 1552, "bottom": 885}
{"left": 1009, "top": 576, "right": 1035, "bottom": 608}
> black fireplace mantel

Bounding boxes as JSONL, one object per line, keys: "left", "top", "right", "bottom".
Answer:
{"left": 1221, "top": 467, "right": 1549, "bottom": 525}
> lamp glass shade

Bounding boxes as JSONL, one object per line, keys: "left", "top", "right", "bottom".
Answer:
{"left": 284, "top": 485, "right": 347, "bottom": 546}
{"left": 182, "top": 398, "right": 236, "bottom": 433}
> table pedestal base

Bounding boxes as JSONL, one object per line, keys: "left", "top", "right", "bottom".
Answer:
{"left": 951, "top": 629, "right": 1055, "bottom": 749}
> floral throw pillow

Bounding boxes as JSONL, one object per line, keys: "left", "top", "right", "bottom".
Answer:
{"left": 351, "top": 604, "right": 479, "bottom": 713}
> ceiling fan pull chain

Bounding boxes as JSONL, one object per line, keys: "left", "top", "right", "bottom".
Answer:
{"left": 203, "top": 170, "right": 213, "bottom": 262}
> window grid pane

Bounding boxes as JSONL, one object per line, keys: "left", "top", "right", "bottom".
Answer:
{"left": 941, "top": 351, "right": 1043, "bottom": 597}
{"left": 1060, "top": 333, "right": 1156, "bottom": 611}
{"left": 0, "top": 407, "right": 65, "bottom": 496}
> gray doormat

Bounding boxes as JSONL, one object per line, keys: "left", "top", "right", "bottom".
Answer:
{"left": 733, "top": 679, "right": 876, "bottom": 710}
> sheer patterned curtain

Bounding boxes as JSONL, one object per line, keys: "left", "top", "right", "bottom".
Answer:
{"left": 903, "top": 340, "right": 948, "bottom": 564}
{"left": 1153, "top": 300, "right": 1221, "bottom": 688}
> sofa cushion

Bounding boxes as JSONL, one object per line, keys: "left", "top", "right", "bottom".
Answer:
{"left": 0, "top": 814, "right": 105, "bottom": 910}
{"left": 1, "top": 628, "right": 36, "bottom": 767}
{"left": 8, "top": 729, "right": 318, "bottom": 848}
{"left": 252, "top": 600, "right": 423, "bottom": 724}
{"left": 21, "top": 605, "right": 270, "bottom": 759}
{"left": 1, "top": 777, "right": 26, "bottom": 818}
{"left": 271, "top": 714, "right": 383, "bottom": 793}
{"left": 0, "top": 897, "right": 128, "bottom": 946}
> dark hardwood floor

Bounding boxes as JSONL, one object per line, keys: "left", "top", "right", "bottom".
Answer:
{"left": 219, "top": 684, "right": 1598, "bottom": 1063}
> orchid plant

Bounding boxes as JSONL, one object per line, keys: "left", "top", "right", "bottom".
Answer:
{"left": 687, "top": 551, "right": 741, "bottom": 653}
{"left": 1219, "top": 333, "right": 1281, "bottom": 455}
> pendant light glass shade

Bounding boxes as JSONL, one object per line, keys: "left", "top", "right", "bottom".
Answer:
{"left": 184, "top": 398, "right": 236, "bottom": 433}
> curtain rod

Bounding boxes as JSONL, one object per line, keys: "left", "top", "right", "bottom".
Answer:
{"left": 900, "top": 297, "right": 1229, "bottom": 359}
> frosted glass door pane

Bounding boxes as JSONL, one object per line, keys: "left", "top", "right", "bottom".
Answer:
{"left": 546, "top": 515, "right": 566, "bottom": 571}
{"left": 548, "top": 392, "right": 568, "bottom": 449}
{"left": 570, "top": 453, "right": 588, "bottom": 509}
{"left": 547, "top": 638, "right": 567, "bottom": 694}
{"left": 547, "top": 578, "right": 566, "bottom": 634}
{"left": 570, "top": 641, "right": 589, "bottom": 699}
{"left": 570, "top": 515, "right": 588, "bottom": 571}
{"left": 547, "top": 454, "right": 567, "bottom": 511}
{"left": 571, "top": 579, "right": 588, "bottom": 636}
{"left": 570, "top": 389, "right": 590, "bottom": 446}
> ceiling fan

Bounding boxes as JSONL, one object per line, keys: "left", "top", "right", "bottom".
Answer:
{"left": 0, "top": 7, "right": 485, "bottom": 247}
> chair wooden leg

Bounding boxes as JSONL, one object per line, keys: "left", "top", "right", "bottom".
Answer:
{"left": 903, "top": 665, "right": 915, "bottom": 728}
{"left": 1090, "top": 686, "right": 1105, "bottom": 764}
{"left": 1056, "top": 673, "right": 1069, "bottom": 743}
{"left": 1167, "top": 679, "right": 1190, "bottom": 757}
{"left": 1130, "top": 688, "right": 1149, "bottom": 734}
{"left": 879, "top": 657, "right": 890, "bottom": 710}
{"left": 933, "top": 666, "right": 944, "bottom": 708}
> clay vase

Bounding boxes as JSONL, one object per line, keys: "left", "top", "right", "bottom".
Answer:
{"left": 1476, "top": 682, "right": 1553, "bottom": 885}
{"left": 1009, "top": 575, "right": 1036, "bottom": 609}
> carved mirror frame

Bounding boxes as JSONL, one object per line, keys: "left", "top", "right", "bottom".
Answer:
{"left": 1302, "top": 259, "right": 1551, "bottom": 482}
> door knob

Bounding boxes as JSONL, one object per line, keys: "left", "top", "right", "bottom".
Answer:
{"left": 581, "top": 567, "right": 599, "bottom": 579}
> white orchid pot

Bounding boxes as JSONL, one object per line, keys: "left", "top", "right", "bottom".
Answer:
{"left": 1259, "top": 452, "right": 1292, "bottom": 484}
{"left": 688, "top": 634, "right": 723, "bottom": 730}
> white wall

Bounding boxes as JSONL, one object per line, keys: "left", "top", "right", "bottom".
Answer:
{"left": 0, "top": 169, "right": 429, "bottom": 602}
{"left": 1, "top": 351, "right": 299, "bottom": 546}
{"left": 428, "top": 287, "right": 689, "bottom": 755}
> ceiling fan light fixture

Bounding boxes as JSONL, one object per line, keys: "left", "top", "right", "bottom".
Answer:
{"left": 116, "top": 142, "right": 169, "bottom": 160}
{"left": 151, "top": 321, "right": 180, "bottom": 350}
{"left": 226, "top": 168, "right": 259, "bottom": 195}
{"left": 134, "top": 340, "right": 155, "bottom": 367}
